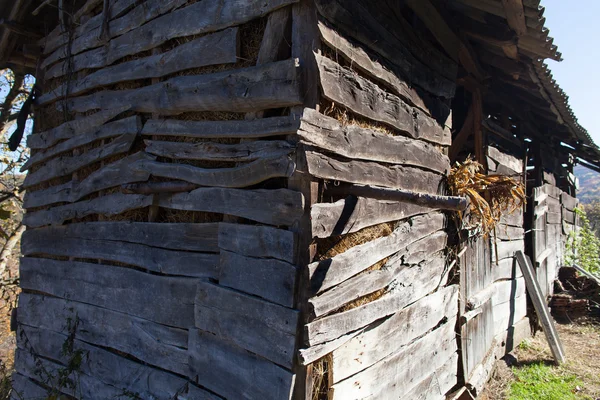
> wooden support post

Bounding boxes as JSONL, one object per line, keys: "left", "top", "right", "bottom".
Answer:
{"left": 501, "top": 0, "right": 528, "bottom": 37}
{"left": 515, "top": 251, "right": 566, "bottom": 364}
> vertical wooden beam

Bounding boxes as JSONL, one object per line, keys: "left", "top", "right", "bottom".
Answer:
{"left": 290, "top": 1, "right": 321, "bottom": 399}
{"left": 501, "top": 0, "right": 528, "bottom": 37}
{"left": 472, "top": 88, "right": 486, "bottom": 168}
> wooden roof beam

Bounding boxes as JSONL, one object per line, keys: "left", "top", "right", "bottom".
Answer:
{"left": 501, "top": 0, "right": 528, "bottom": 36}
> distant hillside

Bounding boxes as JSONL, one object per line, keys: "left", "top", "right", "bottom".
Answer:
{"left": 575, "top": 165, "right": 600, "bottom": 204}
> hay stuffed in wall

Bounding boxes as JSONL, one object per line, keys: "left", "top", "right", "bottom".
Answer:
{"left": 448, "top": 157, "right": 525, "bottom": 237}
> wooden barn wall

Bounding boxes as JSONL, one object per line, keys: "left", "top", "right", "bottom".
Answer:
{"left": 297, "top": 2, "right": 460, "bottom": 399}
{"left": 15, "top": 1, "right": 307, "bottom": 398}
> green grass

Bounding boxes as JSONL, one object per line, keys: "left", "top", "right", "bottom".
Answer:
{"left": 508, "top": 362, "right": 591, "bottom": 400}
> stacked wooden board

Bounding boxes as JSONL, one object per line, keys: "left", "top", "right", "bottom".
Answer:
{"left": 15, "top": 1, "right": 307, "bottom": 398}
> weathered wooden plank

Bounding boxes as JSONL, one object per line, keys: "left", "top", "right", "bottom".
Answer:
{"left": 195, "top": 282, "right": 297, "bottom": 368}
{"left": 18, "top": 293, "right": 190, "bottom": 376}
{"left": 317, "top": 21, "right": 433, "bottom": 116}
{"left": 516, "top": 251, "right": 566, "bottom": 363}
{"left": 22, "top": 116, "right": 140, "bottom": 171}
{"left": 22, "top": 232, "right": 218, "bottom": 279}
{"left": 493, "top": 294, "right": 528, "bottom": 336}
{"left": 132, "top": 155, "right": 295, "bottom": 188}
{"left": 400, "top": 231, "right": 448, "bottom": 265}
{"left": 145, "top": 139, "right": 294, "bottom": 162}
{"left": 23, "top": 193, "right": 153, "bottom": 228}
{"left": 492, "top": 239, "right": 525, "bottom": 262}
{"left": 257, "top": 6, "right": 292, "bottom": 65}
{"left": 23, "top": 152, "right": 155, "bottom": 208}
{"left": 23, "top": 221, "right": 219, "bottom": 253}
{"left": 562, "top": 207, "right": 576, "bottom": 225}
{"left": 40, "top": 28, "right": 239, "bottom": 105}
{"left": 330, "top": 285, "right": 459, "bottom": 383}
{"left": 65, "top": 59, "right": 302, "bottom": 114}
{"left": 158, "top": 188, "right": 304, "bottom": 227}
{"left": 306, "top": 151, "right": 443, "bottom": 194}
{"left": 403, "top": 353, "right": 459, "bottom": 400}
{"left": 330, "top": 319, "right": 457, "bottom": 399}
{"left": 500, "top": 209, "right": 524, "bottom": 227}
{"left": 495, "top": 224, "right": 525, "bottom": 241}
{"left": 560, "top": 192, "right": 578, "bottom": 211}
{"left": 46, "top": 0, "right": 299, "bottom": 80}
{"left": 10, "top": 374, "right": 48, "bottom": 400}
{"left": 219, "top": 250, "right": 297, "bottom": 308}
{"left": 23, "top": 132, "right": 137, "bottom": 188}
{"left": 305, "top": 256, "right": 447, "bottom": 345}
{"left": 141, "top": 115, "right": 300, "bottom": 139}
{"left": 218, "top": 223, "right": 295, "bottom": 263}
{"left": 20, "top": 258, "right": 197, "bottom": 328}
{"left": 42, "top": 0, "right": 188, "bottom": 69}
{"left": 316, "top": 54, "right": 451, "bottom": 146}
{"left": 537, "top": 183, "right": 562, "bottom": 199}
{"left": 27, "top": 106, "right": 130, "bottom": 149}
{"left": 488, "top": 146, "right": 523, "bottom": 173}
{"left": 310, "top": 213, "right": 444, "bottom": 294}
{"left": 541, "top": 196, "right": 562, "bottom": 213}
{"left": 298, "top": 109, "right": 450, "bottom": 173}
{"left": 492, "top": 278, "right": 527, "bottom": 306}
{"left": 492, "top": 257, "right": 524, "bottom": 282}
{"left": 547, "top": 211, "right": 561, "bottom": 225}
{"left": 314, "top": 0, "right": 456, "bottom": 98}
{"left": 17, "top": 325, "right": 218, "bottom": 400}
{"left": 311, "top": 196, "right": 433, "bottom": 238}
{"left": 188, "top": 329, "right": 295, "bottom": 400}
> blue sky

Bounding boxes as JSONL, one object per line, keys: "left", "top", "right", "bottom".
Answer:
{"left": 542, "top": 0, "right": 600, "bottom": 146}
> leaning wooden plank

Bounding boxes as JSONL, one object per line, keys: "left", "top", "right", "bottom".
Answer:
{"left": 299, "top": 109, "right": 450, "bottom": 173}
{"left": 330, "top": 285, "right": 459, "bottom": 382}
{"left": 218, "top": 223, "right": 295, "bottom": 263}
{"left": 22, "top": 116, "right": 141, "bottom": 171}
{"left": 42, "top": 0, "right": 189, "bottom": 69}
{"left": 18, "top": 293, "right": 190, "bottom": 376}
{"left": 23, "top": 132, "right": 137, "bottom": 188}
{"left": 39, "top": 28, "right": 239, "bottom": 105}
{"left": 220, "top": 250, "right": 296, "bottom": 308}
{"left": 317, "top": 21, "right": 433, "bottom": 116}
{"left": 23, "top": 152, "right": 155, "bottom": 208}
{"left": 158, "top": 188, "right": 304, "bottom": 227}
{"left": 189, "top": 328, "right": 295, "bottom": 400}
{"left": 488, "top": 146, "right": 523, "bottom": 173}
{"left": 132, "top": 155, "right": 295, "bottom": 188}
{"left": 306, "top": 151, "right": 443, "bottom": 194}
{"left": 10, "top": 374, "right": 49, "bottom": 400}
{"left": 311, "top": 196, "right": 433, "bottom": 238}
{"left": 18, "top": 325, "right": 218, "bottom": 400}
{"left": 195, "top": 282, "right": 298, "bottom": 368}
{"left": 20, "top": 257, "right": 197, "bottom": 328}
{"left": 560, "top": 192, "right": 578, "bottom": 211}
{"left": 305, "top": 256, "right": 446, "bottom": 345}
{"left": 46, "top": 0, "right": 299, "bottom": 79}
{"left": 23, "top": 193, "right": 153, "bottom": 228}
{"left": 316, "top": 54, "right": 451, "bottom": 145}
{"left": 309, "top": 213, "right": 444, "bottom": 294}
{"left": 515, "top": 251, "right": 566, "bottom": 363}
{"left": 27, "top": 106, "right": 130, "bottom": 149}
{"left": 573, "top": 264, "right": 600, "bottom": 285}
{"left": 402, "top": 353, "right": 459, "bottom": 400}
{"left": 65, "top": 59, "right": 302, "bottom": 114}
{"left": 141, "top": 115, "right": 300, "bottom": 138}
{"left": 330, "top": 319, "right": 457, "bottom": 399}
{"left": 21, "top": 234, "right": 218, "bottom": 279}
{"left": 145, "top": 139, "right": 294, "bottom": 162}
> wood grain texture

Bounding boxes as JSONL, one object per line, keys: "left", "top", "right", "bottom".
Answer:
{"left": 218, "top": 223, "right": 295, "bottom": 263}
{"left": 18, "top": 293, "right": 190, "bottom": 376}
{"left": 195, "top": 282, "right": 298, "bottom": 368}
{"left": 39, "top": 28, "right": 239, "bottom": 105}
{"left": 309, "top": 213, "right": 445, "bottom": 294}
{"left": 45, "top": 0, "right": 298, "bottom": 78}
{"left": 299, "top": 109, "right": 450, "bottom": 173}
{"left": 27, "top": 106, "right": 130, "bottom": 149}
{"left": 488, "top": 146, "right": 523, "bottom": 173}
{"left": 157, "top": 188, "right": 304, "bottom": 226}
{"left": 23, "top": 132, "right": 137, "bottom": 188}
{"left": 220, "top": 250, "right": 297, "bottom": 308}
{"left": 316, "top": 54, "right": 451, "bottom": 145}
{"left": 65, "top": 59, "right": 301, "bottom": 114}
{"left": 145, "top": 139, "right": 294, "bottom": 162}
{"left": 141, "top": 115, "right": 300, "bottom": 138}
{"left": 189, "top": 328, "right": 295, "bottom": 400}
{"left": 305, "top": 256, "right": 447, "bottom": 345}
{"left": 10, "top": 374, "right": 48, "bottom": 400}
{"left": 23, "top": 193, "right": 153, "bottom": 228}
{"left": 402, "top": 353, "right": 459, "bottom": 400}
{"left": 311, "top": 196, "right": 433, "bottom": 238}
{"left": 20, "top": 257, "right": 197, "bottom": 328}
{"left": 560, "top": 192, "right": 578, "bottom": 211}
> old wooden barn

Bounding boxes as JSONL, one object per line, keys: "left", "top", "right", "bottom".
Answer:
{"left": 3, "top": 0, "right": 600, "bottom": 398}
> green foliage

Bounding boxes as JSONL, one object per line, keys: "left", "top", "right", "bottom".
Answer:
{"left": 564, "top": 207, "right": 600, "bottom": 274}
{"left": 508, "top": 362, "right": 591, "bottom": 400}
